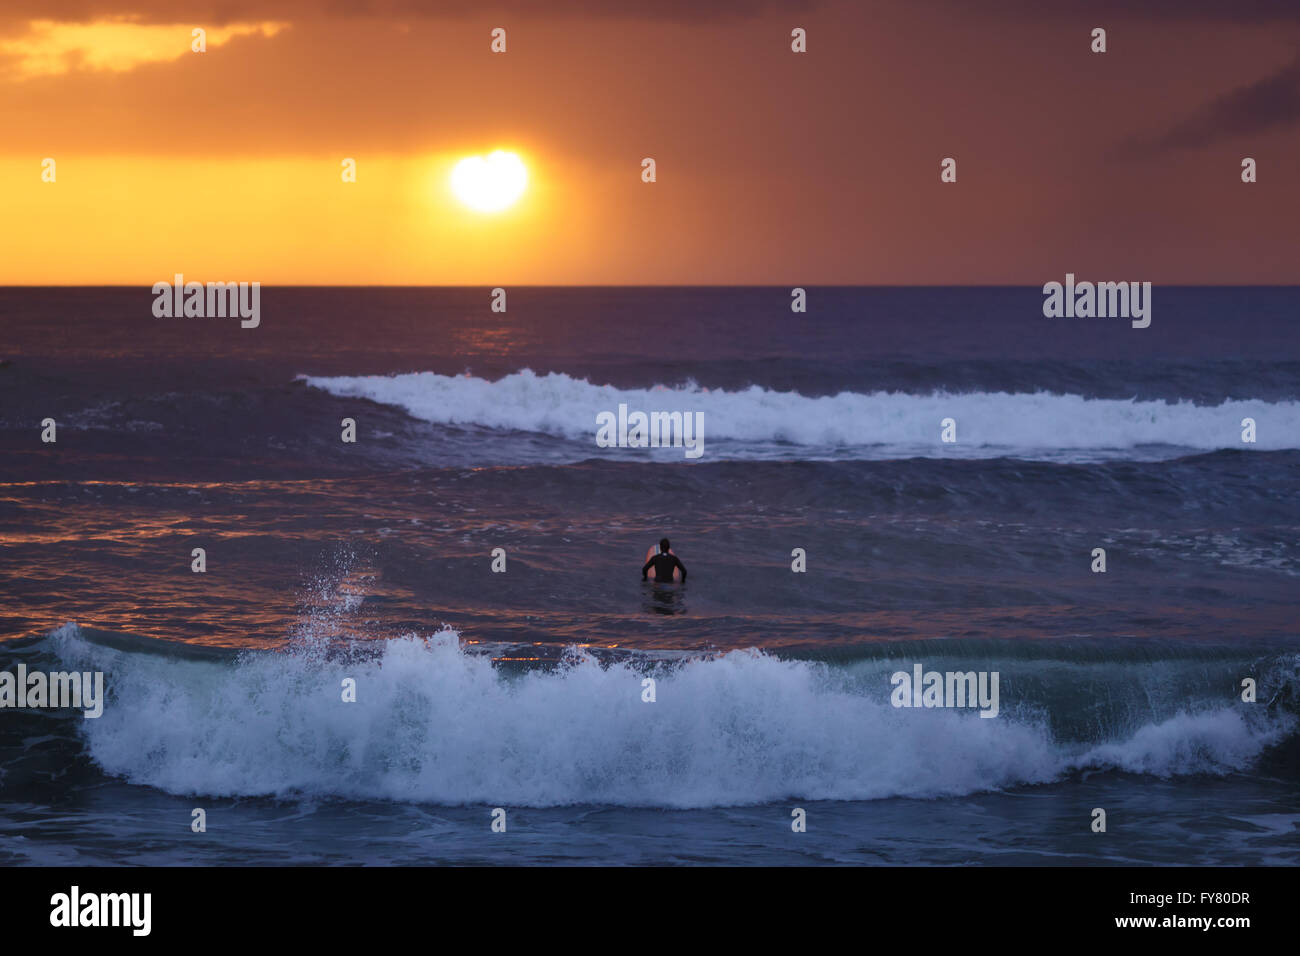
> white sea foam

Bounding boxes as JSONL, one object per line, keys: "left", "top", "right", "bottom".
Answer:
{"left": 303, "top": 369, "right": 1300, "bottom": 461}
{"left": 47, "top": 623, "right": 1294, "bottom": 808}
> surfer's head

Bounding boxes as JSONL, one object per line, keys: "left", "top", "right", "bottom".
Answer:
{"left": 660, "top": 538, "right": 671, "bottom": 553}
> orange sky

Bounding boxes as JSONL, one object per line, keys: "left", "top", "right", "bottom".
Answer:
{"left": 2, "top": 1, "right": 1299, "bottom": 284}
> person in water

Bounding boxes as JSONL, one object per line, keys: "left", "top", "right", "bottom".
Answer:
{"left": 642, "top": 538, "right": 687, "bottom": 583}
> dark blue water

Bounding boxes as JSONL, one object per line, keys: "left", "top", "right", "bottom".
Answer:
{"left": 1, "top": 287, "right": 1297, "bottom": 865}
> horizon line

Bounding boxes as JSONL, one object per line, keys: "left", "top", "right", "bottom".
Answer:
{"left": 3, "top": 283, "right": 1299, "bottom": 290}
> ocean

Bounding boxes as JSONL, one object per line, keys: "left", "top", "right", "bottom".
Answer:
{"left": 1, "top": 286, "right": 1297, "bottom": 865}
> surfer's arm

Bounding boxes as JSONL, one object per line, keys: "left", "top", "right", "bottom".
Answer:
{"left": 641, "top": 558, "right": 654, "bottom": 580}
{"left": 674, "top": 556, "right": 687, "bottom": 582}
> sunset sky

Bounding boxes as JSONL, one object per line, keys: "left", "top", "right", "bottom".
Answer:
{"left": 2, "top": 0, "right": 1298, "bottom": 284}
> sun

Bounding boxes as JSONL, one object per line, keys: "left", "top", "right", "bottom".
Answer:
{"left": 450, "top": 150, "right": 528, "bottom": 213}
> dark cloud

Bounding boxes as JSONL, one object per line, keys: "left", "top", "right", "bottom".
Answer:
{"left": 1124, "top": 54, "right": 1300, "bottom": 155}
{"left": 930, "top": 0, "right": 1300, "bottom": 22}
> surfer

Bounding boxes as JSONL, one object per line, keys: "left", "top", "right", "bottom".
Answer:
{"left": 642, "top": 538, "right": 687, "bottom": 583}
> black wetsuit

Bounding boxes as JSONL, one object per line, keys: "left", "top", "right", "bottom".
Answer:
{"left": 642, "top": 552, "right": 687, "bottom": 583}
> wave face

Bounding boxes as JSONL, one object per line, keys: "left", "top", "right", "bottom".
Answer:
{"left": 303, "top": 370, "right": 1300, "bottom": 462}
{"left": 44, "top": 623, "right": 1297, "bottom": 808}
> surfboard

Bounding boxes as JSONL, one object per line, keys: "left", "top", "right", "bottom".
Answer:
{"left": 644, "top": 544, "right": 682, "bottom": 582}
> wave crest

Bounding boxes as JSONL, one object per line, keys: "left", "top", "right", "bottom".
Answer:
{"left": 47, "top": 623, "right": 1296, "bottom": 807}
{"left": 303, "top": 370, "right": 1300, "bottom": 460}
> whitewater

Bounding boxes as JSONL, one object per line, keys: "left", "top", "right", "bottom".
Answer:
{"left": 304, "top": 369, "right": 1300, "bottom": 462}
{"left": 44, "top": 623, "right": 1298, "bottom": 809}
